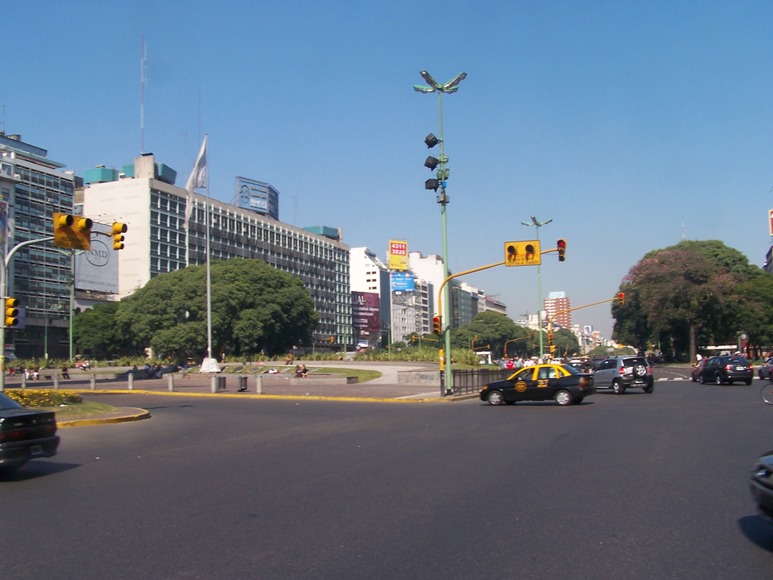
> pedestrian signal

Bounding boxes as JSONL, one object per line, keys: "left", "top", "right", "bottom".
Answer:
{"left": 504, "top": 240, "right": 541, "bottom": 266}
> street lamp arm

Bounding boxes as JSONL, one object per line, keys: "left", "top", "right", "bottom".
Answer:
{"left": 419, "top": 70, "right": 439, "bottom": 89}
{"left": 413, "top": 85, "right": 435, "bottom": 94}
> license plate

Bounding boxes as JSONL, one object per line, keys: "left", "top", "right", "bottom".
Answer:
{"left": 736, "top": 366, "right": 747, "bottom": 371}
{"left": 29, "top": 444, "right": 43, "bottom": 457}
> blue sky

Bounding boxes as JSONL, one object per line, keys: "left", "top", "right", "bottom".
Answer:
{"left": 5, "top": 1, "right": 773, "bottom": 338}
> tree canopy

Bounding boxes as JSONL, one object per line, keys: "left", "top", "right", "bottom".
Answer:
{"left": 612, "top": 240, "right": 770, "bottom": 361}
{"left": 74, "top": 259, "right": 318, "bottom": 360}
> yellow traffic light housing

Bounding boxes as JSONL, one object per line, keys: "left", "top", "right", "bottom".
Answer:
{"left": 617, "top": 292, "right": 625, "bottom": 305}
{"left": 53, "top": 212, "right": 93, "bottom": 250}
{"left": 433, "top": 316, "right": 441, "bottom": 335}
{"left": 4, "top": 297, "right": 19, "bottom": 328}
{"left": 112, "top": 222, "right": 128, "bottom": 250}
{"left": 504, "top": 240, "right": 541, "bottom": 266}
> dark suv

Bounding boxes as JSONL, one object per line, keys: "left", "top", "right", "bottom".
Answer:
{"left": 593, "top": 356, "right": 654, "bottom": 394}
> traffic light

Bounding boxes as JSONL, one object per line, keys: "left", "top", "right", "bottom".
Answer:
{"left": 617, "top": 292, "right": 625, "bottom": 305}
{"left": 557, "top": 239, "right": 567, "bottom": 262}
{"left": 4, "top": 297, "right": 19, "bottom": 328}
{"left": 112, "top": 222, "right": 128, "bottom": 250}
{"left": 504, "top": 240, "right": 542, "bottom": 266}
{"left": 53, "top": 212, "right": 93, "bottom": 250}
{"left": 423, "top": 133, "right": 448, "bottom": 194}
{"left": 433, "top": 316, "right": 441, "bottom": 335}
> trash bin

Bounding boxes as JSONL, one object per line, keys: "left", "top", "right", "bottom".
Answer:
{"left": 217, "top": 376, "right": 226, "bottom": 390}
{"left": 238, "top": 376, "right": 248, "bottom": 392}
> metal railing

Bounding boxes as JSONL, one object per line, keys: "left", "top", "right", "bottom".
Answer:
{"left": 444, "top": 368, "right": 512, "bottom": 396}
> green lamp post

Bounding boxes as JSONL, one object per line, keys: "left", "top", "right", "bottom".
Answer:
{"left": 414, "top": 70, "right": 467, "bottom": 396}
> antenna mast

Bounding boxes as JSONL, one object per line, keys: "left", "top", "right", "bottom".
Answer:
{"left": 140, "top": 35, "right": 146, "bottom": 152}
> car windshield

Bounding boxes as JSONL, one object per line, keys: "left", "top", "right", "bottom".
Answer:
{"left": 0, "top": 392, "right": 23, "bottom": 410}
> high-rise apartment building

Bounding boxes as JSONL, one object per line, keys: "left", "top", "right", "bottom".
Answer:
{"left": 544, "top": 291, "right": 571, "bottom": 329}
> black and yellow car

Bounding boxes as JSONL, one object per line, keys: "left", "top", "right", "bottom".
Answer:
{"left": 480, "top": 363, "right": 595, "bottom": 406}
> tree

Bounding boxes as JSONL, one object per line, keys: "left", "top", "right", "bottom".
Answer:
{"left": 113, "top": 259, "right": 319, "bottom": 359}
{"left": 613, "top": 240, "right": 764, "bottom": 362}
{"left": 451, "top": 311, "right": 529, "bottom": 358}
{"left": 72, "top": 301, "right": 126, "bottom": 357}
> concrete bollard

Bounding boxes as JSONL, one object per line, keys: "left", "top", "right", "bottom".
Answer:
{"left": 167, "top": 373, "right": 174, "bottom": 391}
{"left": 128, "top": 373, "right": 134, "bottom": 390}
{"left": 256, "top": 373, "right": 263, "bottom": 394}
{"left": 21, "top": 374, "right": 27, "bottom": 389}
{"left": 53, "top": 374, "right": 59, "bottom": 390}
{"left": 211, "top": 374, "right": 218, "bottom": 393}
{"left": 90, "top": 373, "right": 96, "bottom": 390}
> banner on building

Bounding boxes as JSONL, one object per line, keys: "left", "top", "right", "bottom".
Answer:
{"left": 75, "top": 222, "right": 119, "bottom": 293}
{"left": 352, "top": 292, "right": 381, "bottom": 334}
{"left": 388, "top": 239, "right": 408, "bottom": 271}
{"left": 390, "top": 272, "right": 415, "bottom": 292}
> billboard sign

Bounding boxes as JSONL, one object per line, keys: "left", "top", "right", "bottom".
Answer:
{"left": 75, "top": 222, "right": 119, "bottom": 293}
{"left": 388, "top": 239, "right": 408, "bottom": 271}
{"left": 352, "top": 292, "right": 380, "bottom": 334}
{"left": 390, "top": 272, "right": 415, "bottom": 292}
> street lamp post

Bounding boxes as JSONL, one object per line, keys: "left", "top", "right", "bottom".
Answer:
{"left": 521, "top": 215, "right": 552, "bottom": 359}
{"left": 414, "top": 70, "right": 467, "bottom": 396}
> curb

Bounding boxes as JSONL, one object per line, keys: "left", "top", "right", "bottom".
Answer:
{"left": 57, "top": 407, "right": 151, "bottom": 428}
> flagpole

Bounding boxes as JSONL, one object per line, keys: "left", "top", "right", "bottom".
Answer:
{"left": 185, "top": 133, "right": 217, "bottom": 373}
{"left": 205, "top": 158, "right": 213, "bottom": 363}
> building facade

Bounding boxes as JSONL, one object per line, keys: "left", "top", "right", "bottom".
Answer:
{"left": 544, "top": 291, "right": 571, "bottom": 329}
{"left": 82, "top": 154, "right": 351, "bottom": 348}
{"left": 0, "top": 132, "right": 77, "bottom": 358}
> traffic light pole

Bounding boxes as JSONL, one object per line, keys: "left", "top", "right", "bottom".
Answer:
{"left": 0, "top": 236, "right": 54, "bottom": 392}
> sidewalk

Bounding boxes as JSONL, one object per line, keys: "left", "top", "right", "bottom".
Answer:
{"left": 4, "top": 361, "right": 450, "bottom": 402}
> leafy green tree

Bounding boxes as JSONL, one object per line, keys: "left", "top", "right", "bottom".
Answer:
{"left": 72, "top": 301, "right": 126, "bottom": 357}
{"left": 113, "top": 259, "right": 318, "bottom": 359}
{"left": 613, "top": 240, "right": 764, "bottom": 362}
{"left": 553, "top": 328, "right": 580, "bottom": 358}
{"left": 735, "top": 272, "right": 773, "bottom": 350}
{"left": 451, "top": 311, "right": 529, "bottom": 358}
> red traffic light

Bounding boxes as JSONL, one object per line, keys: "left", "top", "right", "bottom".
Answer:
{"left": 557, "top": 239, "right": 567, "bottom": 262}
{"left": 617, "top": 292, "right": 625, "bottom": 305}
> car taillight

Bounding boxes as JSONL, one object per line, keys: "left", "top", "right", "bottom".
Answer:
{"left": 725, "top": 364, "right": 733, "bottom": 371}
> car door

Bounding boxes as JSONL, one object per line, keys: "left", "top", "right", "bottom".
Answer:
{"left": 510, "top": 367, "right": 537, "bottom": 401}
{"left": 536, "top": 365, "right": 561, "bottom": 400}
{"left": 593, "top": 358, "right": 614, "bottom": 388}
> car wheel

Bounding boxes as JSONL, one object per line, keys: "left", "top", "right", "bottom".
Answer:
{"left": 555, "top": 390, "right": 573, "bottom": 406}
{"left": 715, "top": 373, "right": 724, "bottom": 385}
{"left": 699, "top": 374, "right": 706, "bottom": 384}
{"left": 487, "top": 390, "right": 504, "bottom": 406}
{"left": 643, "top": 383, "right": 654, "bottom": 394}
{"left": 612, "top": 380, "right": 626, "bottom": 395}
{"left": 745, "top": 379, "right": 752, "bottom": 386}
{"left": 574, "top": 397, "right": 585, "bottom": 405}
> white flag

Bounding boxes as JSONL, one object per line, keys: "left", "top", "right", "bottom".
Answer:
{"left": 185, "top": 134, "right": 208, "bottom": 193}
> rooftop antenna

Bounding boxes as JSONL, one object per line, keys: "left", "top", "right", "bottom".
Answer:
{"left": 140, "top": 35, "right": 146, "bottom": 152}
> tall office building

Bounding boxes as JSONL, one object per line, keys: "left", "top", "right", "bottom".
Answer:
{"left": 0, "top": 132, "right": 78, "bottom": 358}
{"left": 81, "top": 154, "right": 351, "bottom": 347}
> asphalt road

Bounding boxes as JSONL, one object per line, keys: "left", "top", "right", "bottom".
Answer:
{"left": 2, "top": 378, "right": 773, "bottom": 579}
